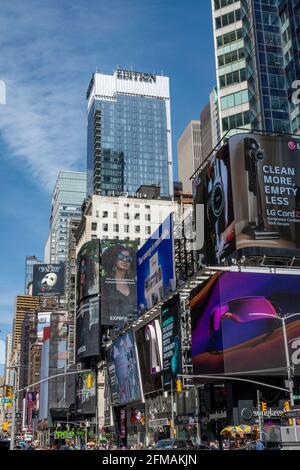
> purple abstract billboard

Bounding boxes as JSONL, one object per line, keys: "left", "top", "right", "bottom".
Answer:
{"left": 191, "top": 271, "right": 300, "bottom": 376}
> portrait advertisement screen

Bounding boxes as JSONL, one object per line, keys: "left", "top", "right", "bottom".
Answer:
{"left": 76, "top": 370, "right": 96, "bottom": 414}
{"left": 76, "top": 240, "right": 100, "bottom": 304}
{"left": 137, "top": 214, "right": 175, "bottom": 312}
{"left": 32, "top": 263, "right": 65, "bottom": 296}
{"left": 76, "top": 296, "right": 100, "bottom": 361}
{"left": 107, "top": 330, "right": 142, "bottom": 406}
{"left": 135, "top": 317, "right": 163, "bottom": 395}
{"left": 161, "top": 294, "right": 182, "bottom": 388}
{"left": 101, "top": 240, "right": 138, "bottom": 326}
{"left": 194, "top": 133, "right": 300, "bottom": 264}
{"left": 191, "top": 271, "right": 300, "bottom": 376}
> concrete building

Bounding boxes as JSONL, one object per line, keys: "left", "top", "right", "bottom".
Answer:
{"left": 4, "top": 333, "right": 13, "bottom": 387}
{"left": 212, "top": 0, "right": 299, "bottom": 136}
{"left": 177, "top": 121, "right": 201, "bottom": 193}
{"left": 86, "top": 68, "right": 173, "bottom": 197}
{"left": 12, "top": 295, "right": 40, "bottom": 352}
{"left": 44, "top": 171, "right": 87, "bottom": 264}
{"left": 75, "top": 193, "right": 180, "bottom": 255}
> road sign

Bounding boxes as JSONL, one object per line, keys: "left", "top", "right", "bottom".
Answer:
{"left": 294, "top": 395, "right": 300, "bottom": 400}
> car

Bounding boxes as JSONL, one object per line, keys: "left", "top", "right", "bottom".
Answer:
{"left": 153, "top": 439, "right": 195, "bottom": 450}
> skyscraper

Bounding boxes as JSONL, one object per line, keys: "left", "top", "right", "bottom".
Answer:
{"left": 44, "top": 171, "right": 87, "bottom": 264}
{"left": 177, "top": 121, "right": 201, "bottom": 193}
{"left": 212, "top": 0, "right": 299, "bottom": 136}
{"left": 86, "top": 68, "right": 173, "bottom": 197}
{"left": 24, "top": 256, "right": 42, "bottom": 294}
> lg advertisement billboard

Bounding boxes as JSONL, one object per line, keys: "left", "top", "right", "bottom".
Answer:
{"left": 107, "top": 330, "right": 142, "bottom": 406}
{"left": 194, "top": 133, "right": 300, "bottom": 264}
{"left": 135, "top": 317, "right": 163, "bottom": 395}
{"left": 32, "top": 263, "right": 65, "bottom": 296}
{"left": 76, "top": 296, "right": 100, "bottom": 361}
{"left": 101, "top": 240, "right": 138, "bottom": 326}
{"left": 77, "top": 240, "right": 100, "bottom": 304}
{"left": 161, "top": 294, "right": 182, "bottom": 388}
{"left": 137, "top": 214, "right": 175, "bottom": 312}
{"left": 191, "top": 271, "right": 300, "bottom": 376}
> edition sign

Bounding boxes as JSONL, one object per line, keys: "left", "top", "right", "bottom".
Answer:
{"left": 116, "top": 69, "right": 156, "bottom": 83}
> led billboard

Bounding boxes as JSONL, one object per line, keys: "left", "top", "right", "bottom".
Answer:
{"left": 76, "top": 296, "right": 100, "bottom": 361}
{"left": 33, "top": 263, "right": 65, "bottom": 296}
{"left": 191, "top": 271, "right": 300, "bottom": 376}
{"left": 107, "top": 330, "right": 142, "bottom": 406}
{"left": 137, "top": 214, "right": 175, "bottom": 312}
{"left": 135, "top": 317, "right": 163, "bottom": 395}
{"left": 161, "top": 294, "right": 182, "bottom": 388}
{"left": 194, "top": 133, "right": 300, "bottom": 263}
{"left": 76, "top": 370, "right": 96, "bottom": 414}
{"left": 101, "top": 240, "right": 138, "bottom": 326}
{"left": 77, "top": 240, "right": 100, "bottom": 304}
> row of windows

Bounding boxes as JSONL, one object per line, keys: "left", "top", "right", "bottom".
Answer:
{"left": 101, "top": 224, "right": 151, "bottom": 234}
{"left": 215, "top": 9, "right": 241, "bottom": 29}
{"left": 222, "top": 110, "right": 250, "bottom": 131}
{"left": 219, "top": 68, "right": 247, "bottom": 88}
{"left": 96, "top": 212, "right": 152, "bottom": 221}
{"left": 218, "top": 47, "right": 245, "bottom": 67}
{"left": 214, "top": 0, "right": 239, "bottom": 10}
{"left": 221, "top": 89, "right": 249, "bottom": 110}
{"left": 217, "top": 28, "right": 242, "bottom": 48}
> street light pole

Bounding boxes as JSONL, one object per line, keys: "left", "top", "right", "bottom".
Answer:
{"left": 170, "top": 380, "right": 175, "bottom": 439}
{"left": 256, "top": 390, "right": 263, "bottom": 441}
{"left": 194, "top": 385, "right": 202, "bottom": 445}
{"left": 10, "top": 367, "right": 18, "bottom": 451}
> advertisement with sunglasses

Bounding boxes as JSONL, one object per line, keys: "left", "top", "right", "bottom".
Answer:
{"left": 191, "top": 271, "right": 300, "bottom": 376}
{"left": 101, "top": 240, "right": 138, "bottom": 326}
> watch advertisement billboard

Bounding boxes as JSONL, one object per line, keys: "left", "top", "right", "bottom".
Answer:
{"left": 76, "top": 370, "right": 96, "bottom": 414}
{"left": 191, "top": 271, "right": 300, "bottom": 376}
{"left": 101, "top": 240, "right": 138, "bottom": 326}
{"left": 107, "top": 330, "right": 142, "bottom": 406}
{"left": 32, "top": 263, "right": 65, "bottom": 296}
{"left": 161, "top": 294, "right": 182, "bottom": 388}
{"left": 135, "top": 317, "right": 163, "bottom": 395}
{"left": 194, "top": 133, "right": 300, "bottom": 264}
{"left": 137, "top": 214, "right": 175, "bottom": 312}
{"left": 76, "top": 296, "right": 100, "bottom": 361}
{"left": 77, "top": 240, "right": 100, "bottom": 304}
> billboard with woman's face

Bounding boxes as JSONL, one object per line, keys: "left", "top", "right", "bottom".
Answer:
{"left": 191, "top": 271, "right": 300, "bottom": 376}
{"left": 101, "top": 240, "right": 138, "bottom": 326}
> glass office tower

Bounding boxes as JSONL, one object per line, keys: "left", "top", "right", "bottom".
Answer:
{"left": 86, "top": 69, "right": 173, "bottom": 197}
{"left": 212, "top": 0, "right": 300, "bottom": 136}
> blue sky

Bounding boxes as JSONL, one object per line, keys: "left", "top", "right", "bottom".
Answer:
{"left": 0, "top": 0, "right": 215, "bottom": 368}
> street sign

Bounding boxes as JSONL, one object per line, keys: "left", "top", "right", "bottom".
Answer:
{"left": 293, "top": 395, "right": 300, "bottom": 400}
{"left": 1, "top": 398, "right": 12, "bottom": 404}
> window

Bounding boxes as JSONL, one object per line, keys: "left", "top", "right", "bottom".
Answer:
{"left": 124, "top": 212, "right": 130, "bottom": 219}
{"left": 215, "top": 8, "right": 241, "bottom": 29}
{"left": 221, "top": 89, "right": 248, "bottom": 110}
{"left": 146, "top": 226, "right": 151, "bottom": 235}
{"left": 113, "top": 212, "right": 118, "bottom": 219}
{"left": 113, "top": 224, "right": 119, "bottom": 232}
{"left": 91, "top": 235, "right": 97, "bottom": 239}
{"left": 135, "top": 226, "right": 141, "bottom": 233}
{"left": 91, "top": 222, "right": 97, "bottom": 231}
{"left": 103, "top": 224, "right": 108, "bottom": 232}
{"left": 219, "top": 68, "right": 247, "bottom": 89}
{"left": 96, "top": 210, "right": 99, "bottom": 217}
{"left": 102, "top": 211, "right": 108, "bottom": 218}
{"left": 145, "top": 214, "right": 151, "bottom": 221}
{"left": 124, "top": 225, "right": 130, "bottom": 233}
{"left": 134, "top": 213, "right": 140, "bottom": 220}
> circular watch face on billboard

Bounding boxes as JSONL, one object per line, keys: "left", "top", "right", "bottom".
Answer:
{"left": 241, "top": 408, "right": 253, "bottom": 421}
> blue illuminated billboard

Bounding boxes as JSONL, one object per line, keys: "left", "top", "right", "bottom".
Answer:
{"left": 137, "top": 214, "right": 175, "bottom": 312}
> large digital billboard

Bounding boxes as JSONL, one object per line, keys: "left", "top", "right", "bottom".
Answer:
{"left": 135, "top": 317, "right": 163, "bottom": 395}
{"left": 107, "top": 330, "right": 142, "bottom": 406}
{"left": 194, "top": 133, "right": 300, "bottom": 263}
{"left": 76, "top": 296, "right": 100, "bottom": 361}
{"left": 137, "top": 214, "right": 175, "bottom": 312}
{"left": 161, "top": 294, "right": 182, "bottom": 388}
{"left": 33, "top": 263, "right": 65, "bottom": 296}
{"left": 101, "top": 240, "right": 138, "bottom": 326}
{"left": 191, "top": 271, "right": 300, "bottom": 376}
{"left": 77, "top": 240, "right": 100, "bottom": 304}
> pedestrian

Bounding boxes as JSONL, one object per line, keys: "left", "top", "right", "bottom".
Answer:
{"left": 254, "top": 439, "right": 265, "bottom": 450}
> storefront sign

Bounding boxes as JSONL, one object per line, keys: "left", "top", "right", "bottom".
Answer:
{"left": 148, "top": 418, "right": 169, "bottom": 428}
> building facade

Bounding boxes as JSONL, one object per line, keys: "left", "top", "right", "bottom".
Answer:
{"left": 212, "top": 0, "right": 299, "bottom": 136}
{"left": 86, "top": 69, "right": 173, "bottom": 198}
{"left": 177, "top": 121, "right": 202, "bottom": 193}
{"left": 44, "top": 171, "right": 87, "bottom": 264}
{"left": 12, "top": 295, "right": 40, "bottom": 352}
{"left": 24, "top": 256, "right": 43, "bottom": 294}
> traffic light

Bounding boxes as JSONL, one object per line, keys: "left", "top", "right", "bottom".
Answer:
{"left": 87, "top": 373, "right": 93, "bottom": 389}
{"left": 261, "top": 402, "right": 267, "bottom": 412}
{"left": 283, "top": 401, "right": 291, "bottom": 411}
{"left": 2, "top": 422, "right": 9, "bottom": 432}
{"left": 5, "top": 386, "right": 13, "bottom": 399}
{"left": 176, "top": 379, "right": 182, "bottom": 393}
